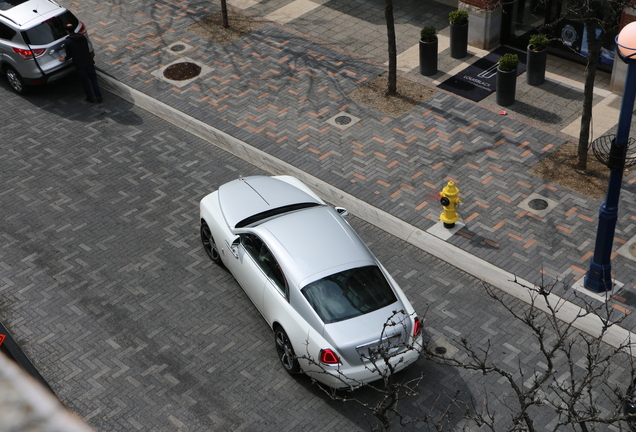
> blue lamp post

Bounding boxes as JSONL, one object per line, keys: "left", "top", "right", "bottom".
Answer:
{"left": 584, "top": 22, "right": 636, "bottom": 293}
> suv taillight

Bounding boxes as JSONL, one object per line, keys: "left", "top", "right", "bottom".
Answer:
{"left": 77, "top": 21, "right": 87, "bottom": 35}
{"left": 12, "top": 47, "right": 45, "bottom": 59}
{"left": 319, "top": 349, "right": 340, "bottom": 365}
{"left": 413, "top": 317, "right": 421, "bottom": 337}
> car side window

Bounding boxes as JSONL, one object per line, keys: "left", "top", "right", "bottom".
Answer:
{"left": 241, "top": 233, "right": 261, "bottom": 258}
{"left": 0, "top": 23, "right": 16, "bottom": 40}
{"left": 241, "top": 234, "right": 287, "bottom": 297}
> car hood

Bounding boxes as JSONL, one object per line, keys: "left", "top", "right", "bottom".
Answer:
{"left": 322, "top": 303, "right": 411, "bottom": 367}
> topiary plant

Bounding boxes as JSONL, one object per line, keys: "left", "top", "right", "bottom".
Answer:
{"left": 449, "top": 10, "right": 469, "bottom": 26}
{"left": 498, "top": 53, "right": 519, "bottom": 72}
{"left": 420, "top": 26, "right": 437, "bottom": 42}
{"left": 529, "top": 34, "right": 549, "bottom": 51}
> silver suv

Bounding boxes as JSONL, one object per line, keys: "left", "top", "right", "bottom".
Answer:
{"left": 0, "top": 0, "right": 93, "bottom": 94}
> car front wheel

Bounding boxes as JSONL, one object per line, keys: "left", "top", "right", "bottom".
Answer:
{"left": 5, "top": 66, "right": 27, "bottom": 95}
{"left": 274, "top": 326, "right": 300, "bottom": 374}
{"left": 200, "top": 221, "right": 222, "bottom": 265}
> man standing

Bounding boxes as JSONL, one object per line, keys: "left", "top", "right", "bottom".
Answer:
{"left": 59, "top": 24, "right": 102, "bottom": 103}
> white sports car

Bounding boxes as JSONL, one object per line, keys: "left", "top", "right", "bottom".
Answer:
{"left": 199, "top": 175, "right": 422, "bottom": 388}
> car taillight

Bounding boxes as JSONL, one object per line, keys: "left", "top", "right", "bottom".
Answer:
{"left": 12, "top": 47, "right": 45, "bottom": 59}
{"left": 77, "top": 21, "right": 87, "bottom": 35}
{"left": 319, "top": 349, "right": 340, "bottom": 365}
{"left": 413, "top": 317, "right": 421, "bottom": 337}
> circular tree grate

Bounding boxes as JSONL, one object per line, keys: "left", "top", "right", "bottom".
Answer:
{"left": 591, "top": 134, "right": 636, "bottom": 169}
{"left": 163, "top": 62, "right": 201, "bottom": 81}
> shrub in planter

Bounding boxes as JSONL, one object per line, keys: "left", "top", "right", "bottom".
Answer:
{"left": 527, "top": 34, "right": 548, "bottom": 86}
{"left": 497, "top": 53, "right": 519, "bottom": 106}
{"left": 529, "top": 34, "right": 549, "bottom": 51}
{"left": 498, "top": 53, "right": 519, "bottom": 72}
{"left": 449, "top": 10, "right": 469, "bottom": 59}
{"left": 420, "top": 26, "right": 437, "bottom": 42}
{"left": 449, "top": 10, "right": 469, "bottom": 26}
{"left": 419, "top": 26, "right": 438, "bottom": 76}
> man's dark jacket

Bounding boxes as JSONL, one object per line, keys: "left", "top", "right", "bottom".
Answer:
{"left": 64, "top": 33, "right": 93, "bottom": 68}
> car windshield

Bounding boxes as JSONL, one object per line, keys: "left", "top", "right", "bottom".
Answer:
{"left": 22, "top": 11, "right": 78, "bottom": 45}
{"left": 301, "top": 265, "right": 397, "bottom": 324}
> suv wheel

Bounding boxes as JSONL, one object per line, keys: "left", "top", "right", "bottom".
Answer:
{"left": 5, "top": 66, "right": 27, "bottom": 95}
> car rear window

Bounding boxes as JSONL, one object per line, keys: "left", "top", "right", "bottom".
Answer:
{"left": 302, "top": 265, "right": 398, "bottom": 324}
{"left": 22, "top": 10, "right": 78, "bottom": 45}
{"left": 0, "top": 0, "right": 28, "bottom": 11}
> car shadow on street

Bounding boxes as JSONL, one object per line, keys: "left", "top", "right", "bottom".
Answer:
{"left": 292, "top": 335, "right": 474, "bottom": 430}
{"left": 0, "top": 73, "right": 143, "bottom": 125}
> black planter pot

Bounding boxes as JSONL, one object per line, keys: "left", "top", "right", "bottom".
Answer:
{"left": 496, "top": 67, "right": 517, "bottom": 107}
{"left": 526, "top": 46, "right": 547, "bottom": 86}
{"left": 449, "top": 23, "right": 468, "bottom": 59}
{"left": 419, "top": 38, "right": 438, "bottom": 76}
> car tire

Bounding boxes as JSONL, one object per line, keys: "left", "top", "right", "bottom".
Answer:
{"left": 200, "top": 221, "right": 222, "bottom": 265}
{"left": 5, "top": 66, "right": 27, "bottom": 95}
{"left": 274, "top": 326, "right": 301, "bottom": 374}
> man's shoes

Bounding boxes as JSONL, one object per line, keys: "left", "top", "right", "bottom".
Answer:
{"left": 85, "top": 97, "right": 94, "bottom": 103}
{"left": 96, "top": 96, "right": 103, "bottom": 103}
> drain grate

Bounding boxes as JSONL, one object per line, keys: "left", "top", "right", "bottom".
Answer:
{"left": 617, "top": 234, "right": 636, "bottom": 262}
{"left": 434, "top": 346, "right": 447, "bottom": 355}
{"left": 517, "top": 193, "right": 559, "bottom": 218}
{"left": 528, "top": 198, "right": 548, "bottom": 211}
{"left": 165, "top": 41, "right": 193, "bottom": 54}
{"left": 335, "top": 115, "right": 352, "bottom": 125}
{"left": 326, "top": 112, "right": 360, "bottom": 130}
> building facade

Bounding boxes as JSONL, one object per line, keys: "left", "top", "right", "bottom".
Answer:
{"left": 460, "top": 0, "right": 636, "bottom": 93}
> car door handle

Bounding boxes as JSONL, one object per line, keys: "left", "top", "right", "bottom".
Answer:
{"left": 225, "top": 240, "right": 239, "bottom": 258}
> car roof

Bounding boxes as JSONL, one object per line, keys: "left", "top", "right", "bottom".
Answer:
{"left": 0, "top": 0, "right": 63, "bottom": 27}
{"left": 218, "top": 176, "right": 324, "bottom": 230}
{"left": 251, "top": 205, "right": 377, "bottom": 288}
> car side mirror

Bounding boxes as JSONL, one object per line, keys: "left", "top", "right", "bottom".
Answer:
{"left": 335, "top": 207, "right": 349, "bottom": 217}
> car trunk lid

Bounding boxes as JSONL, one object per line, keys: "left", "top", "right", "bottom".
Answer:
{"left": 323, "top": 304, "right": 412, "bottom": 367}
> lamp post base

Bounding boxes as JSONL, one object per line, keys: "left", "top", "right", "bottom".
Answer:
{"left": 573, "top": 277, "right": 621, "bottom": 302}
{"left": 584, "top": 261, "right": 613, "bottom": 293}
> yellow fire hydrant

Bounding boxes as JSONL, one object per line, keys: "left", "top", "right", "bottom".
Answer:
{"left": 440, "top": 181, "right": 461, "bottom": 229}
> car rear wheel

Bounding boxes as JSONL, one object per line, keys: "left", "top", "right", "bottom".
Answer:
{"left": 200, "top": 221, "right": 222, "bottom": 265}
{"left": 5, "top": 66, "right": 27, "bottom": 95}
{"left": 274, "top": 326, "right": 300, "bottom": 374}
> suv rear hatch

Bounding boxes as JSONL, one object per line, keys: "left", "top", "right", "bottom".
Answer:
{"left": 21, "top": 10, "right": 86, "bottom": 77}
